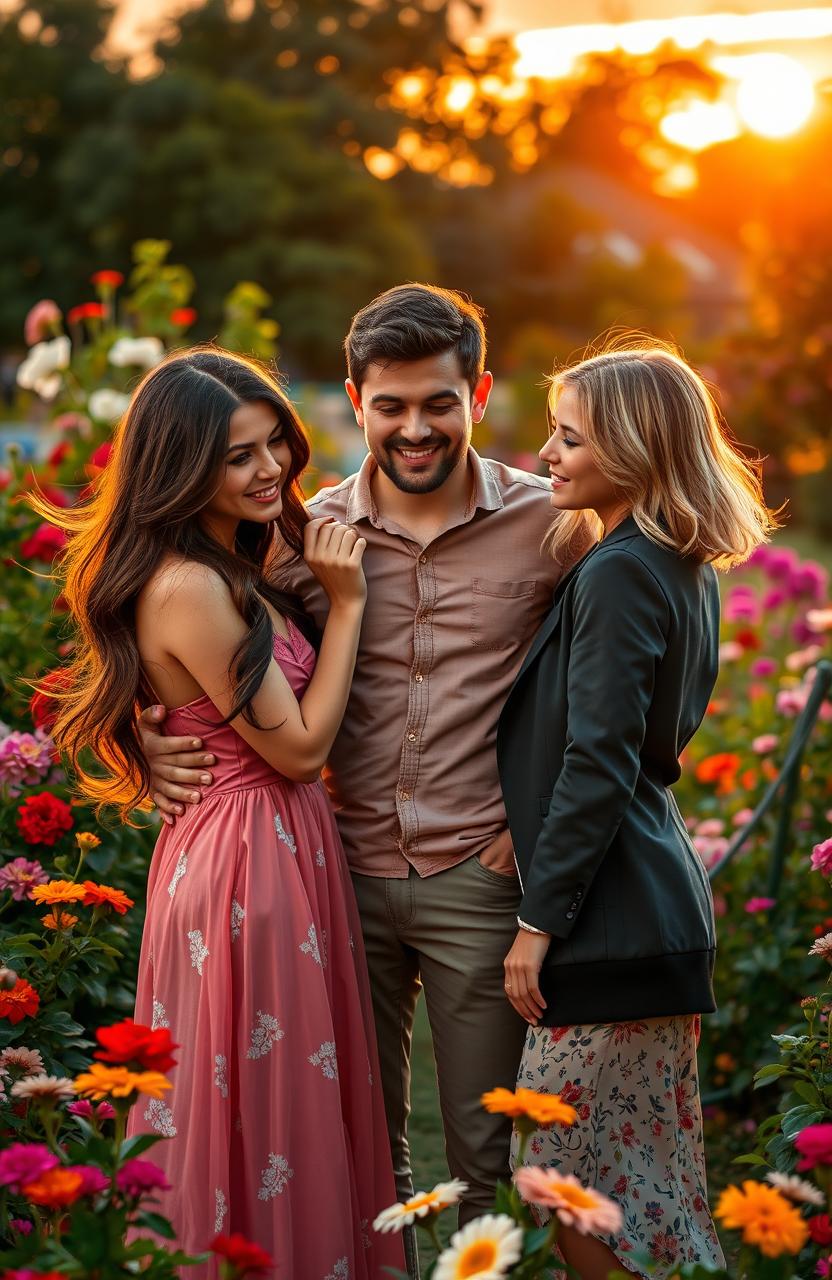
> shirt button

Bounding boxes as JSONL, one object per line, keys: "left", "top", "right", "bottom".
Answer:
{"left": 414, "top": 673, "right": 424, "bottom": 683}
{"left": 566, "top": 910, "right": 575, "bottom": 920}
{"left": 400, "top": 790, "right": 411, "bottom": 801}
{"left": 407, "top": 732, "right": 417, "bottom": 742}
{"left": 419, "top": 554, "right": 428, "bottom": 564}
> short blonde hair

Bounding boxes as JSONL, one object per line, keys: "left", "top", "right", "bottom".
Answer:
{"left": 545, "top": 335, "right": 776, "bottom": 569}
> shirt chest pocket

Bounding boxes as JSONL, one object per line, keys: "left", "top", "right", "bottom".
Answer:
{"left": 470, "top": 578, "right": 538, "bottom": 651}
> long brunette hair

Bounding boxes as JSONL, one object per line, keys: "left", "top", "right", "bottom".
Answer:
{"left": 30, "top": 347, "right": 312, "bottom": 817}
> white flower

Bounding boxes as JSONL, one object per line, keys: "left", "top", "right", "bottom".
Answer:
{"left": 214, "top": 1053, "right": 228, "bottom": 1097}
{"left": 188, "top": 928, "right": 209, "bottom": 975}
{"left": 88, "top": 388, "right": 130, "bottom": 422}
{"left": 433, "top": 1214, "right": 524, "bottom": 1280}
{"left": 274, "top": 810, "right": 296, "bottom": 853}
{"left": 145, "top": 1097, "right": 176, "bottom": 1137}
{"left": 257, "top": 1152, "right": 293, "bottom": 1200}
{"left": 17, "top": 336, "right": 71, "bottom": 400}
{"left": 108, "top": 336, "right": 164, "bottom": 369}
{"left": 246, "top": 1011, "right": 284, "bottom": 1060}
{"left": 167, "top": 850, "right": 188, "bottom": 898}
{"left": 230, "top": 898, "right": 245, "bottom": 941}
{"left": 373, "top": 1180, "right": 469, "bottom": 1232}
{"left": 765, "top": 1170, "right": 825, "bottom": 1205}
{"left": 151, "top": 999, "right": 170, "bottom": 1030}
{"left": 308, "top": 1040, "right": 338, "bottom": 1080}
{"left": 299, "top": 923, "right": 321, "bottom": 965}
{"left": 214, "top": 1187, "right": 228, "bottom": 1231}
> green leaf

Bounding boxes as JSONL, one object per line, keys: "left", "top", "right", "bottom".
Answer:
{"left": 733, "top": 1154, "right": 769, "bottom": 1166}
{"left": 753, "top": 1064, "right": 789, "bottom": 1087}
{"left": 119, "top": 1132, "right": 164, "bottom": 1161}
{"left": 782, "top": 1104, "right": 825, "bottom": 1140}
{"left": 135, "top": 1211, "right": 177, "bottom": 1240}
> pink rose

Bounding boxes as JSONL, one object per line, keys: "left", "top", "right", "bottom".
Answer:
{"left": 23, "top": 299, "right": 61, "bottom": 346}
{"left": 745, "top": 897, "right": 776, "bottom": 914}
{"left": 812, "top": 839, "right": 832, "bottom": 877}
{"left": 796, "top": 1124, "right": 832, "bottom": 1170}
{"left": 752, "top": 734, "right": 778, "bottom": 755}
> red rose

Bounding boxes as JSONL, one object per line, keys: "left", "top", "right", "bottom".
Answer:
{"left": 30, "top": 667, "right": 71, "bottom": 733}
{"left": 170, "top": 307, "right": 197, "bottom": 327}
{"left": 796, "top": 1123, "right": 832, "bottom": 1170}
{"left": 16, "top": 793, "right": 74, "bottom": 847}
{"left": 810, "top": 1214, "right": 832, "bottom": 1245}
{"left": 95, "top": 1018, "right": 179, "bottom": 1073}
{"left": 209, "top": 1234, "right": 273, "bottom": 1274}
{"left": 19, "top": 524, "right": 67, "bottom": 563}
{"left": 67, "top": 302, "right": 106, "bottom": 325}
{"left": 47, "top": 442, "right": 71, "bottom": 467}
{"left": 90, "top": 270, "right": 124, "bottom": 289}
{"left": 89, "top": 441, "right": 112, "bottom": 470}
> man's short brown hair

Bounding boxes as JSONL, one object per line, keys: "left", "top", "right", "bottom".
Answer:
{"left": 345, "top": 283, "right": 487, "bottom": 393}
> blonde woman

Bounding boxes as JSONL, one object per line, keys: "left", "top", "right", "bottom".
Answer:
{"left": 496, "top": 339, "right": 773, "bottom": 1279}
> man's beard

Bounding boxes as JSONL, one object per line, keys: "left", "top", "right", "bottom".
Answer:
{"left": 373, "top": 434, "right": 465, "bottom": 495}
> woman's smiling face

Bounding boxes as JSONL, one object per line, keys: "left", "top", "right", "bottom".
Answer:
{"left": 539, "top": 384, "right": 623, "bottom": 528}
{"left": 201, "top": 399, "right": 292, "bottom": 541}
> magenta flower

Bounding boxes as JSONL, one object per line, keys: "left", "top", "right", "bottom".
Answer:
{"left": 0, "top": 857, "right": 49, "bottom": 901}
{"left": 724, "top": 593, "right": 761, "bottom": 624}
{"left": 790, "top": 561, "right": 828, "bottom": 602}
{"left": 792, "top": 618, "right": 824, "bottom": 646}
{"left": 752, "top": 734, "right": 779, "bottom": 755}
{"left": 0, "top": 731, "right": 54, "bottom": 789}
{"left": 8, "top": 1219, "right": 33, "bottom": 1235}
{"left": 68, "top": 1097, "right": 116, "bottom": 1121}
{"left": 75, "top": 1164, "right": 110, "bottom": 1195}
{"left": 745, "top": 897, "right": 776, "bottom": 914}
{"left": 796, "top": 1124, "right": 832, "bottom": 1170}
{"left": 732, "top": 808, "right": 754, "bottom": 827}
{"left": 746, "top": 545, "right": 772, "bottom": 570}
{"left": 765, "top": 548, "right": 800, "bottom": 582}
{"left": 762, "top": 588, "right": 787, "bottom": 610}
{"left": 696, "top": 818, "right": 724, "bottom": 838}
{"left": 116, "top": 1157, "right": 171, "bottom": 1196}
{"left": 750, "top": 658, "right": 777, "bottom": 677}
{"left": 0, "top": 1142, "right": 59, "bottom": 1191}
{"left": 812, "top": 839, "right": 832, "bottom": 876}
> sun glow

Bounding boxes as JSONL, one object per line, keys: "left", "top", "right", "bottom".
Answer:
{"left": 514, "top": 9, "right": 832, "bottom": 79}
{"left": 718, "top": 53, "right": 815, "bottom": 139}
{"left": 659, "top": 101, "right": 740, "bottom": 152}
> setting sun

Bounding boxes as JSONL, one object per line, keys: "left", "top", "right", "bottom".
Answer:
{"left": 723, "top": 52, "right": 815, "bottom": 138}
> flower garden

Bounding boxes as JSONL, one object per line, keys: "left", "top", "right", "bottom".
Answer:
{"left": 3, "top": 251, "right": 832, "bottom": 1277}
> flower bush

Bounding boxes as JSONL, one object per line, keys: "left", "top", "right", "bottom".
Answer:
{"left": 0, "top": 1012, "right": 270, "bottom": 1277}
{"left": 673, "top": 543, "right": 832, "bottom": 1096}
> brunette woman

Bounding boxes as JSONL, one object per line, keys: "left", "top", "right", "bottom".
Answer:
{"left": 34, "top": 349, "right": 403, "bottom": 1280}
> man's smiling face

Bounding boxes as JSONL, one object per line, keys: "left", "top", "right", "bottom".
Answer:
{"left": 346, "top": 350, "right": 491, "bottom": 495}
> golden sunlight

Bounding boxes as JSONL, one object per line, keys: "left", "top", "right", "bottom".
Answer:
{"left": 717, "top": 53, "right": 815, "bottom": 139}
{"left": 659, "top": 101, "right": 739, "bottom": 152}
{"left": 514, "top": 9, "right": 832, "bottom": 79}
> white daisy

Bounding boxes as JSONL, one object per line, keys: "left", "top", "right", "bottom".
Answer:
{"left": 434, "top": 1215, "right": 524, "bottom": 1280}
{"left": 765, "top": 1170, "right": 825, "bottom": 1206}
{"left": 373, "top": 1179, "right": 469, "bottom": 1232}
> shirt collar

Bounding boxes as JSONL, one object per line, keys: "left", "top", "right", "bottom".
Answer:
{"left": 345, "top": 448, "right": 504, "bottom": 528}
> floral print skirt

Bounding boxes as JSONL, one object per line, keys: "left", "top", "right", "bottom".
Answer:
{"left": 512, "top": 1016, "right": 725, "bottom": 1279}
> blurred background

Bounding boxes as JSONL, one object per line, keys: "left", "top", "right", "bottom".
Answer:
{"left": 2, "top": 0, "right": 832, "bottom": 528}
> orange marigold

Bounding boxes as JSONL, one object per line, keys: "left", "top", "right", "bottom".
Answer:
{"left": 23, "top": 1166, "right": 85, "bottom": 1208}
{"left": 0, "top": 977, "right": 40, "bottom": 1024}
{"left": 30, "top": 879, "right": 86, "bottom": 906}
{"left": 481, "top": 1086, "right": 576, "bottom": 1128}
{"left": 73, "top": 1063, "right": 171, "bottom": 1100}
{"left": 695, "top": 753, "right": 741, "bottom": 794}
{"left": 716, "top": 1181, "right": 809, "bottom": 1257}
{"left": 81, "top": 881, "right": 134, "bottom": 914}
{"left": 42, "top": 908, "right": 79, "bottom": 930}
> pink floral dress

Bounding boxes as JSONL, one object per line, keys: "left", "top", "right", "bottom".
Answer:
{"left": 513, "top": 1016, "right": 725, "bottom": 1279}
{"left": 128, "top": 620, "right": 404, "bottom": 1279}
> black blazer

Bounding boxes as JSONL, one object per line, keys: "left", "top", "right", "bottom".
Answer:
{"left": 496, "top": 516, "right": 720, "bottom": 1025}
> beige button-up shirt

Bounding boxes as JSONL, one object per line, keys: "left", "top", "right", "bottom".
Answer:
{"left": 277, "top": 450, "right": 574, "bottom": 878}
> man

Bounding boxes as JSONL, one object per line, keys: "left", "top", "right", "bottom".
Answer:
{"left": 142, "top": 284, "right": 581, "bottom": 1272}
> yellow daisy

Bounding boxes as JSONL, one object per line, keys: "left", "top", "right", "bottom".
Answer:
{"left": 373, "top": 1179, "right": 468, "bottom": 1232}
{"left": 434, "top": 1215, "right": 524, "bottom": 1280}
